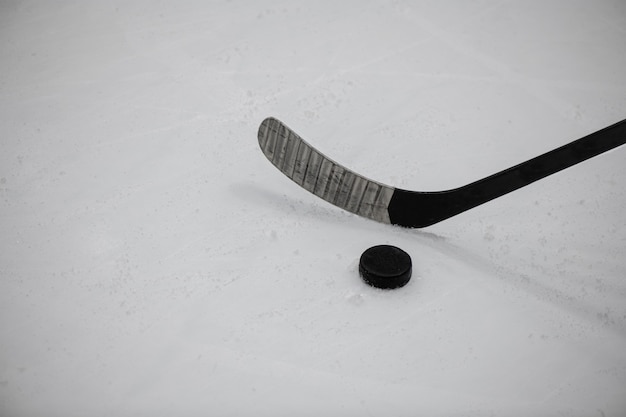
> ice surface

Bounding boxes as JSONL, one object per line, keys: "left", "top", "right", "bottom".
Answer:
{"left": 1, "top": 1, "right": 625, "bottom": 416}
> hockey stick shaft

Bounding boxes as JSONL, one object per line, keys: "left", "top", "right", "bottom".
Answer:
{"left": 389, "top": 118, "right": 626, "bottom": 227}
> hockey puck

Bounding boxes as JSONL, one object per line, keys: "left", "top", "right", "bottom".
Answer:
{"left": 359, "top": 245, "right": 412, "bottom": 289}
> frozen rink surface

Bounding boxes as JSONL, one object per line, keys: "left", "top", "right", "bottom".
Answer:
{"left": 1, "top": 1, "right": 626, "bottom": 416}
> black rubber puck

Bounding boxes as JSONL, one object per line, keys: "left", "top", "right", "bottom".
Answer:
{"left": 359, "top": 245, "right": 412, "bottom": 289}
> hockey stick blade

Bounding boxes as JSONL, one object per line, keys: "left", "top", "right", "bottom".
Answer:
{"left": 258, "top": 117, "right": 626, "bottom": 228}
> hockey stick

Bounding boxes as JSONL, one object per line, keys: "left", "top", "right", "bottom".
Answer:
{"left": 258, "top": 117, "right": 626, "bottom": 228}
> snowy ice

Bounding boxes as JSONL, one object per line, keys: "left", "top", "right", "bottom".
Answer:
{"left": 1, "top": 1, "right": 625, "bottom": 416}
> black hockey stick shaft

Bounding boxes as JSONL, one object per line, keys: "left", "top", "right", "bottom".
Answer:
{"left": 389, "top": 118, "right": 626, "bottom": 227}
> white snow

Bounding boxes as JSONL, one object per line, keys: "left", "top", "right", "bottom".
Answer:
{"left": 1, "top": 1, "right": 625, "bottom": 416}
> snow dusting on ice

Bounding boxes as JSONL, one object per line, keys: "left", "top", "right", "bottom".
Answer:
{"left": 1, "top": 1, "right": 625, "bottom": 416}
